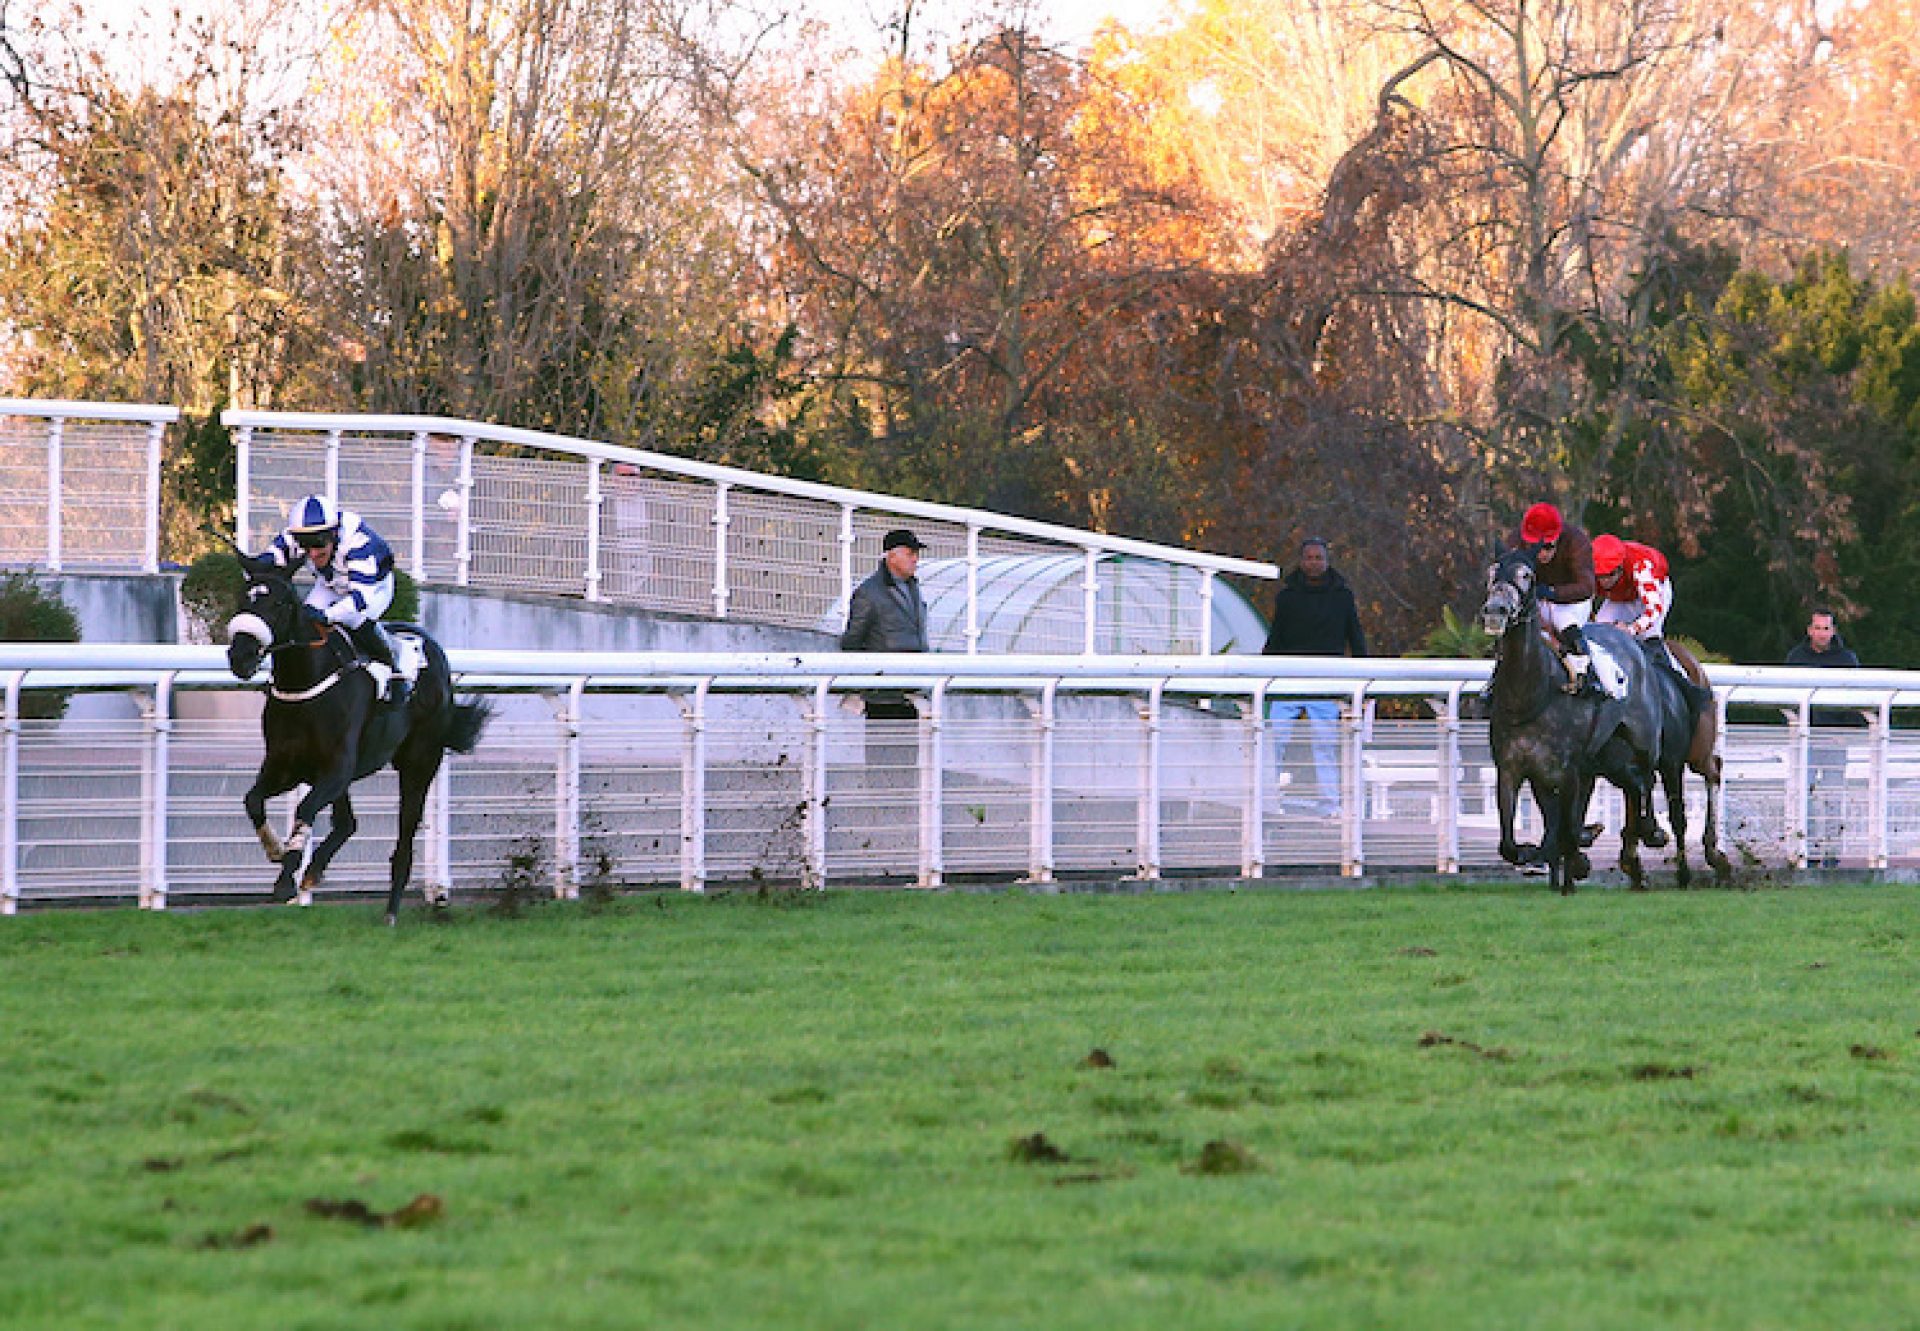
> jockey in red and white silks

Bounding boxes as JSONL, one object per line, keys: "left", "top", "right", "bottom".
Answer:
{"left": 1591, "top": 535, "right": 1670, "bottom": 639}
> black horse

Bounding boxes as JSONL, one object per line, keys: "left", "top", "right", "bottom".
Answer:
{"left": 226, "top": 555, "right": 490, "bottom": 924}
{"left": 1480, "top": 544, "right": 1663, "bottom": 892}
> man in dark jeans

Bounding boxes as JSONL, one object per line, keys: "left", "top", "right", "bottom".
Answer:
{"left": 841, "top": 528, "right": 931, "bottom": 772}
{"left": 1262, "top": 537, "right": 1367, "bottom": 816}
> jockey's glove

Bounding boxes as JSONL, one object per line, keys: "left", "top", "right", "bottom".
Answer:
{"left": 323, "top": 598, "right": 360, "bottom": 625}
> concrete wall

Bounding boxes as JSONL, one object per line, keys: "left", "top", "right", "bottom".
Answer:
{"left": 39, "top": 572, "right": 182, "bottom": 644}
{"left": 418, "top": 584, "right": 837, "bottom": 654}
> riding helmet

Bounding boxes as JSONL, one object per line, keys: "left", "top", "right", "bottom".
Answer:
{"left": 288, "top": 494, "right": 340, "bottom": 537}
{"left": 1520, "top": 502, "right": 1562, "bottom": 546}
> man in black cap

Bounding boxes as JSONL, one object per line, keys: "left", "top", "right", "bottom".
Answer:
{"left": 841, "top": 528, "right": 931, "bottom": 653}
{"left": 842, "top": 528, "right": 931, "bottom": 773}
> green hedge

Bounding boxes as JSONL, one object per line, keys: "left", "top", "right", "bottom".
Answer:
{"left": 0, "top": 570, "right": 80, "bottom": 720}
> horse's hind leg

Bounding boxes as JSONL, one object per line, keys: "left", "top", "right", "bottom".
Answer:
{"left": 387, "top": 751, "right": 445, "bottom": 926}
{"left": 300, "top": 792, "right": 359, "bottom": 905}
{"left": 1694, "top": 751, "right": 1731, "bottom": 879}
{"left": 1663, "top": 765, "right": 1691, "bottom": 888}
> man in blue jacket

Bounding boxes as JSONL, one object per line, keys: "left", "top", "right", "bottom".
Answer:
{"left": 1262, "top": 537, "right": 1367, "bottom": 816}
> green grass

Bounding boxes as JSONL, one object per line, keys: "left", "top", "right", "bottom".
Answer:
{"left": 5, "top": 884, "right": 1920, "bottom": 1329}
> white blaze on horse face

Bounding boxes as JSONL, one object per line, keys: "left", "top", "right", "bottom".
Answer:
{"left": 228, "top": 612, "right": 274, "bottom": 648}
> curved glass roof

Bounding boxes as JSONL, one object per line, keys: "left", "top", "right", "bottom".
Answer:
{"left": 827, "top": 553, "right": 1267, "bottom": 655}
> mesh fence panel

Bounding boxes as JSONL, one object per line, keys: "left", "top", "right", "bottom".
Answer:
{"left": 59, "top": 424, "right": 150, "bottom": 568}
{"left": 0, "top": 417, "right": 49, "bottom": 565}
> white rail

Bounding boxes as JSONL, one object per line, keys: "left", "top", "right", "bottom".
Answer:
{"left": 0, "top": 400, "right": 180, "bottom": 575}
{"left": 224, "top": 410, "right": 1279, "bottom": 654}
{"left": 4, "top": 648, "right": 1917, "bottom": 913}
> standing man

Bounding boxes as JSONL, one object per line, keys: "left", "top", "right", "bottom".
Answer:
{"left": 1786, "top": 608, "right": 1859, "bottom": 671}
{"left": 1262, "top": 537, "right": 1367, "bottom": 817}
{"left": 1787, "top": 609, "right": 1864, "bottom": 836}
{"left": 841, "top": 528, "right": 931, "bottom": 771}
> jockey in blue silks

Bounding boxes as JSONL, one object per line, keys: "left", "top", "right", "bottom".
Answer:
{"left": 255, "top": 494, "right": 412, "bottom": 705}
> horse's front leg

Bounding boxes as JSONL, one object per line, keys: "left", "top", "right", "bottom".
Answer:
{"left": 244, "top": 762, "right": 301, "bottom": 862}
{"left": 279, "top": 758, "right": 358, "bottom": 906}
{"left": 1614, "top": 769, "right": 1646, "bottom": 890}
{"left": 1496, "top": 768, "right": 1530, "bottom": 867}
{"left": 387, "top": 750, "right": 447, "bottom": 927}
{"left": 1554, "top": 779, "right": 1590, "bottom": 894}
{"left": 1663, "top": 766, "right": 1692, "bottom": 889}
{"left": 300, "top": 791, "right": 359, "bottom": 905}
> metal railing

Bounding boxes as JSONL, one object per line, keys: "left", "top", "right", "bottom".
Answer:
{"left": 224, "top": 410, "right": 1280, "bottom": 654}
{"left": 0, "top": 400, "right": 180, "bottom": 574}
{"left": 5, "top": 648, "right": 1918, "bottom": 913}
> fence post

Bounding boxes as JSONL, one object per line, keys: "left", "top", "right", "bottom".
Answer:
{"left": 455, "top": 437, "right": 475, "bottom": 587}
{"left": 918, "top": 679, "right": 948, "bottom": 888}
{"left": 678, "top": 679, "right": 709, "bottom": 893}
{"left": 1790, "top": 696, "right": 1810, "bottom": 871}
{"left": 139, "top": 674, "right": 175, "bottom": 910}
{"left": 553, "top": 680, "right": 583, "bottom": 899}
{"left": 2, "top": 672, "right": 19, "bottom": 915}
{"left": 1438, "top": 684, "right": 1462, "bottom": 874}
{"left": 1135, "top": 679, "right": 1163, "bottom": 880}
{"left": 1081, "top": 549, "right": 1099, "bottom": 655}
{"left": 427, "top": 735, "right": 452, "bottom": 895}
{"left": 234, "top": 425, "right": 254, "bottom": 550}
{"left": 1024, "top": 680, "right": 1056, "bottom": 884}
{"left": 806, "top": 680, "right": 831, "bottom": 890}
{"left": 1199, "top": 569, "right": 1216, "bottom": 655}
{"left": 1244, "top": 681, "right": 1271, "bottom": 879}
{"left": 837, "top": 505, "right": 856, "bottom": 628}
{"left": 584, "top": 460, "right": 604, "bottom": 603}
{"left": 323, "top": 428, "right": 341, "bottom": 503}
{"left": 712, "top": 483, "right": 731, "bottom": 619}
{"left": 409, "top": 431, "right": 429, "bottom": 576}
{"left": 144, "top": 419, "right": 165, "bottom": 574}
{"left": 1342, "top": 687, "right": 1366, "bottom": 877}
{"left": 1870, "top": 698, "right": 1891, "bottom": 871}
{"left": 45, "top": 417, "right": 62, "bottom": 571}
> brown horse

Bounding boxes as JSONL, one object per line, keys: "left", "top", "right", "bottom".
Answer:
{"left": 1645, "top": 641, "right": 1732, "bottom": 885}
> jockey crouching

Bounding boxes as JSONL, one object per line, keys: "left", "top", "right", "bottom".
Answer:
{"left": 258, "top": 494, "right": 413, "bottom": 706}
{"left": 1515, "top": 502, "right": 1618, "bottom": 699}
{"left": 1592, "top": 534, "right": 1710, "bottom": 715}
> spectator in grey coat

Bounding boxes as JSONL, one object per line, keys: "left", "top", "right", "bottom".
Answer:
{"left": 842, "top": 528, "right": 930, "bottom": 770}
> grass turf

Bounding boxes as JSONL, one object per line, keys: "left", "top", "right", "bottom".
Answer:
{"left": 3, "top": 883, "right": 1920, "bottom": 1329}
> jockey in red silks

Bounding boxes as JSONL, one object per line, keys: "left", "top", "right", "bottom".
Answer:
{"left": 1592, "top": 533, "right": 1712, "bottom": 710}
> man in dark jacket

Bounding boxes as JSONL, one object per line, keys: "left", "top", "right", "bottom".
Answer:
{"left": 1788, "top": 610, "right": 1864, "bottom": 851}
{"left": 842, "top": 528, "right": 931, "bottom": 771}
{"left": 1262, "top": 538, "right": 1366, "bottom": 816}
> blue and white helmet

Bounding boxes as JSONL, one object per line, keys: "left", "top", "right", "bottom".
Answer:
{"left": 287, "top": 494, "right": 340, "bottom": 539}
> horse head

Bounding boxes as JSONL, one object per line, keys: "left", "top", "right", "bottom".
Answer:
{"left": 226, "top": 557, "right": 316, "bottom": 679}
{"left": 1479, "top": 543, "right": 1539, "bottom": 637}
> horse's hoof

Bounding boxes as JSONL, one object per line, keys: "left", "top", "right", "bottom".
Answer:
{"left": 1579, "top": 823, "right": 1601, "bottom": 848}
{"left": 385, "top": 913, "right": 398, "bottom": 928}
{"left": 1641, "top": 824, "right": 1669, "bottom": 849}
{"left": 1571, "top": 852, "right": 1591, "bottom": 879}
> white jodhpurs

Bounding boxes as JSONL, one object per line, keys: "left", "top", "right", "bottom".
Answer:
{"left": 1593, "top": 578, "right": 1670, "bottom": 639}
{"left": 1539, "top": 597, "right": 1593, "bottom": 635}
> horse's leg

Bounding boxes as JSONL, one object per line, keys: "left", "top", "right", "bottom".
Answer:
{"left": 244, "top": 762, "right": 301, "bottom": 863}
{"left": 1689, "top": 719, "right": 1733, "bottom": 880}
{"left": 279, "top": 758, "right": 359, "bottom": 905}
{"left": 300, "top": 791, "right": 358, "bottom": 904}
{"left": 1664, "top": 764, "right": 1691, "bottom": 889}
{"left": 387, "top": 750, "right": 445, "bottom": 927}
{"left": 1613, "top": 766, "right": 1646, "bottom": 890}
{"left": 1551, "top": 780, "right": 1586, "bottom": 894}
{"left": 1497, "top": 768, "right": 1531, "bottom": 866}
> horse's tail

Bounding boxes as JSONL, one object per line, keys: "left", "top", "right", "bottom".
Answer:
{"left": 445, "top": 698, "right": 492, "bottom": 755}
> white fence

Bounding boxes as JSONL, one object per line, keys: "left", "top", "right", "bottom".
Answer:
{"left": 5, "top": 648, "right": 1919, "bottom": 914}
{"left": 0, "top": 401, "right": 179, "bottom": 574}
{"left": 225, "top": 410, "right": 1279, "bottom": 654}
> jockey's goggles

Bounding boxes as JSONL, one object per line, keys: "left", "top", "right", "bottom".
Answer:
{"left": 293, "top": 530, "right": 338, "bottom": 550}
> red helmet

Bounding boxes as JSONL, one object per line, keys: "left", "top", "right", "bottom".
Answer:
{"left": 1592, "top": 534, "right": 1626, "bottom": 576}
{"left": 1520, "top": 502, "right": 1563, "bottom": 546}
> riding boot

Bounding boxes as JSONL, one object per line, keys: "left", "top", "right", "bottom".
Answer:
{"left": 349, "top": 621, "right": 410, "bottom": 706}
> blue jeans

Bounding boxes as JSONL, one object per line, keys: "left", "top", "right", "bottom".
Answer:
{"left": 1269, "top": 700, "right": 1340, "bottom": 810}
